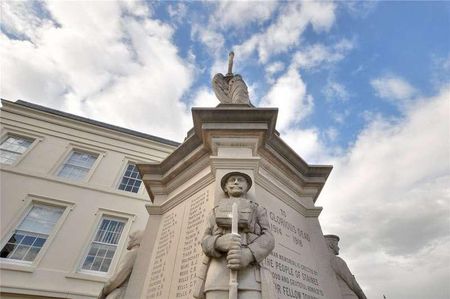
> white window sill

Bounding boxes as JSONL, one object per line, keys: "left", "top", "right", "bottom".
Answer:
{"left": 65, "top": 271, "right": 108, "bottom": 282}
{"left": 0, "top": 260, "right": 36, "bottom": 272}
{"left": 1, "top": 167, "right": 151, "bottom": 202}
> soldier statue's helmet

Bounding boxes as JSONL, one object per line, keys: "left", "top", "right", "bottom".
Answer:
{"left": 324, "top": 234, "right": 340, "bottom": 242}
{"left": 220, "top": 172, "right": 252, "bottom": 193}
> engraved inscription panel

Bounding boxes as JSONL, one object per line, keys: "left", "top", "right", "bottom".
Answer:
{"left": 146, "top": 191, "right": 211, "bottom": 299}
{"left": 263, "top": 203, "right": 325, "bottom": 299}
{"left": 147, "top": 208, "right": 183, "bottom": 298}
{"left": 170, "top": 191, "right": 210, "bottom": 298}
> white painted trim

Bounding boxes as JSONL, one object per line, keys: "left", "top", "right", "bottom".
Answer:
{"left": 50, "top": 143, "right": 105, "bottom": 183}
{"left": 0, "top": 261, "right": 35, "bottom": 273}
{"left": 113, "top": 158, "right": 145, "bottom": 195}
{"left": 0, "top": 195, "right": 75, "bottom": 271}
{"left": 2, "top": 117, "right": 168, "bottom": 162}
{"left": 68, "top": 209, "right": 134, "bottom": 280}
{"left": 0, "top": 129, "right": 43, "bottom": 167}
{"left": 1, "top": 102, "right": 177, "bottom": 155}
{"left": 65, "top": 271, "right": 108, "bottom": 282}
{"left": 1, "top": 167, "right": 151, "bottom": 202}
{"left": 1, "top": 117, "right": 169, "bottom": 166}
{"left": 0, "top": 285, "right": 99, "bottom": 298}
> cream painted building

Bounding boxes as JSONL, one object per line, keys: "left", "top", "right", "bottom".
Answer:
{"left": 0, "top": 99, "right": 179, "bottom": 298}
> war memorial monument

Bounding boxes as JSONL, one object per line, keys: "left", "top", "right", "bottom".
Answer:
{"left": 101, "top": 53, "right": 366, "bottom": 299}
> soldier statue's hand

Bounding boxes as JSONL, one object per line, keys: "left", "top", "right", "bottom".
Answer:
{"left": 215, "top": 233, "right": 241, "bottom": 252}
{"left": 227, "top": 247, "right": 254, "bottom": 270}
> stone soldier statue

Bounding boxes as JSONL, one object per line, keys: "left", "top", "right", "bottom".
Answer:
{"left": 194, "top": 172, "right": 275, "bottom": 299}
{"left": 324, "top": 235, "right": 367, "bottom": 299}
{"left": 98, "top": 231, "right": 142, "bottom": 299}
{"left": 212, "top": 52, "right": 251, "bottom": 105}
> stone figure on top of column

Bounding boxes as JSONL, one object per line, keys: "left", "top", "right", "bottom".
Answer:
{"left": 194, "top": 172, "right": 275, "bottom": 299}
{"left": 212, "top": 52, "right": 251, "bottom": 105}
{"left": 324, "top": 234, "right": 367, "bottom": 299}
{"left": 98, "top": 231, "right": 142, "bottom": 299}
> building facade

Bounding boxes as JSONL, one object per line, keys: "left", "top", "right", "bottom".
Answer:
{"left": 0, "top": 100, "right": 178, "bottom": 298}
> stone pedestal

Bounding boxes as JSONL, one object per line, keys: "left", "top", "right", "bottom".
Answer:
{"left": 126, "top": 105, "right": 342, "bottom": 299}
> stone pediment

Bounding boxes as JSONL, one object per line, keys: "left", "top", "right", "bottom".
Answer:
{"left": 137, "top": 105, "right": 331, "bottom": 203}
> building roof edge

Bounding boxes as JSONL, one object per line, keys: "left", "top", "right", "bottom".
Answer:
{"left": 1, "top": 99, "right": 181, "bottom": 147}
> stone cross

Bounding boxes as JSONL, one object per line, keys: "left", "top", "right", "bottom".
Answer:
{"left": 227, "top": 51, "right": 234, "bottom": 77}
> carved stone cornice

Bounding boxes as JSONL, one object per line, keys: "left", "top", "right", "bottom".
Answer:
{"left": 137, "top": 106, "right": 332, "bottom": 203}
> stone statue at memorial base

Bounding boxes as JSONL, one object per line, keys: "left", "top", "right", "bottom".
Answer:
{"left": 194, "top": 172, "right": 275, "bottom": 299}
{"left": 98, "top": 231, "right": 142, "bottom": 299}
{"left": 324, "top": 235, "right": 367, "bottom": 299}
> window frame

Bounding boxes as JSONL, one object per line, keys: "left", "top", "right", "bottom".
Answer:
{"left": 116, "top": 160, "right": 144, "bottom": 194}
{"left": 0, "top": 195, "right": 74, "bottom": 272}
{"left": 73, "top": 209, "right": 134, "bottom": 278}
{"left": 52, "top": 144, "right": 104, "bottom": 183}
{"left": 0, "top": 129, "right": 42, "bottom": 167}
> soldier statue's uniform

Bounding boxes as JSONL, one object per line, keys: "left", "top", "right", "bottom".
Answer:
{"left": 194, "top": 172, "right": 275, "bottom": 299}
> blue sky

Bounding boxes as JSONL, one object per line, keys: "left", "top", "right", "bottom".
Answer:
{"left": 1, "top": 1, "right": 449, "bottom": 298}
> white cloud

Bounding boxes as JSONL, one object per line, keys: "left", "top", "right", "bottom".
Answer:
{"left": 266, "top": 61, "right": 285, "bottom": 76}
{"left": 319, "top": 86, "right": 450, "bottom": 299}
{"left": 281, "top": 128, "right": 328, "bottom": 164}
{"left": 260, "top": 67, "right": 313, "bottom": 131}
{"left": 1, "top": 1, "right": 194, "bottom": 141}
{"left": 293, "top": 39, "right": 354, "bottom": 70}
{"left": 211, "top": 1, "right": 278, "bottom": 29}
{"left": 332, "top": 111, "right": 347, "bottom": 124}
{"left": 191, "top": 87, "right": 217, "bottom": 108}
{"left": 323, "top": 80, "right": 350, "bottom": 102}
{"left": 431, "top": 53, "right": 450, "bottom": 88}
{"left": 235, "top": 2, "right": 336, "bottom": 63}
{"left": 0, "top": 1, "right": 56, "bottom": 42}
{"left": 325, "top": 127, "right": 338, "bottom": 141}
{"left": 209, "top": 56, "right": 229, "bottom": 81}
{"left": 192, "top": 1, "right": 277, "bottom": 78}
{"left": 341, "top": 1, "right": 378, "bottom": 19}
{"left": 191, "top": 25, "right": 225, "bottom": 55}
{"left": 167, "top": 2, "right": 187, "bottom": 23}
{"left": 301, "top": 0, "right": 336, "bottom": 32}
{"left": 265, "top": 61, "right": 285, "bottom": 83}
{"left": 0, "top": 35, "right": 68, "bottom": 104}
{"left": 371, "top": 74, "right": 417, "bottom": 104}
{"left": 119, "top": 0, "right": 151, "bottom": 17}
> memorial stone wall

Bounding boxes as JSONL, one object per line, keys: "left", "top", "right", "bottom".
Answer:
{"left": 141, "top": 181, "right": 336, "bottom": 299}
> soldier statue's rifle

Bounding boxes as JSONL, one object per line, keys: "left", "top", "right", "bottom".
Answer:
{"left": 229, "top": 202, "right": 239, "bottom": 299}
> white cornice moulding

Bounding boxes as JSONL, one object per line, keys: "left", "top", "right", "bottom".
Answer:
{"left": 1, "top": 104, "right": 176, "bottom": 156}
{"left": 1, "top": 116, "right": 170, "bottom": 161}
{"left": 0, "top": 285, "right": 100, "bottom": 298}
